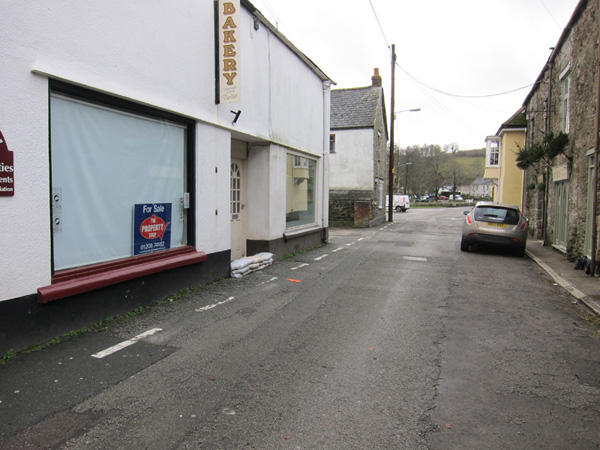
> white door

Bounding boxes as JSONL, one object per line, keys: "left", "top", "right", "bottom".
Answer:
{"left": 230, "top": 159, "right": 247, "bottom": 260}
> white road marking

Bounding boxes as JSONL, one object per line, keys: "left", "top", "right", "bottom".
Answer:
{"left": 257, "top": 276, "right": 278, "bottom": 286}
{"left": 314, "top": 254, "right": 328, "bottom": 261}
{"left": 332, "top": 247, "right": 344, "bottom": 253}
{"left": 291, "top": 263, "right": 310, "bottom": 270}
{"left": 196, "top": 296, "right": 235, "bottom": 312}
{"left": 403, "top": 256, "right": 428, "bottom": 262}
{"left": 91, "top": 328, "right": 163, "bottom": 359}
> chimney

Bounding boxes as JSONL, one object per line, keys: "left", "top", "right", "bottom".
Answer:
{"left": 371, "top": 68, "right": 382, "bottom": 87}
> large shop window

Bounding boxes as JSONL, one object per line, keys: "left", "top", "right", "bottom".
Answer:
{"left": 50, "top": 87, "right": 191, "bottom": 271}
{"left": 286, "top": 154, "right": 316, "bottom": 228}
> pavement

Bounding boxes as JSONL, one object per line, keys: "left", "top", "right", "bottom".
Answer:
{"left": 526, "top": 239, "right": 600, "bottom": 316}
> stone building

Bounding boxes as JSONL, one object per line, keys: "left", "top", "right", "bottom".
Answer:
{"left": 522, "top": 0, "right": 598, "bottom": 260}
{"left": 329, "top": 69, "right": 389, "bottom": 227}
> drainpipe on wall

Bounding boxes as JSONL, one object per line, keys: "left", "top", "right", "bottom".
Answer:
{"left": 590, "top": 0, "right": 600, "bottom": 274}
{"left": 322, "top": 80, "right": 332, "bottom": 243}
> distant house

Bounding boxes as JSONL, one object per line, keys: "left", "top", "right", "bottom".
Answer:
{"left": 329, "top": 69, "right": 389, "bottom": 227}
{"left": 461, "top": 177, "right": 495, "bottom": 199}
{"left": 484, "top": 107, "right": 527, "bottom": 208}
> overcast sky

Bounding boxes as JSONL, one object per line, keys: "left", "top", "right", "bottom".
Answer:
{"left": 249, "top": 0, "right": 581, "bottom": 150}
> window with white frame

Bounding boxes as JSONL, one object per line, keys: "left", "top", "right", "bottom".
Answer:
{"left": 50, "top": 82, "right": 192, "bottom": 271}
{"left": 286, "top": 153, "right": 317, "bottom": 228}
{"left": 486, "top": 138, "right": 499, "bottom": 167}
{"left": 560, "top": 69, "right": 571, "bottom": 133}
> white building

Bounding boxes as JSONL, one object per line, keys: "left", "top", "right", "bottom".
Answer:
{"left": 328, "top": 70, "right": 388, "bottom": 227}
{"left": 0, "top": 0, "right": 332, "bottom": 353}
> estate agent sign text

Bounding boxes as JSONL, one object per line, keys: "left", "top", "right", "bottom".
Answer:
{"left": 133, "top": 203, "right": 172, "bottom": 256}
{"left": 0, "top": 130, "right": 15, "bottom": 196}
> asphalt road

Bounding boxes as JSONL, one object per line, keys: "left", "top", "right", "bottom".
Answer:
{"left": 2, "top": 207, "right": 600, "bottom": 449}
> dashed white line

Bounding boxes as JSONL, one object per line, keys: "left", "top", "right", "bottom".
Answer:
{"left": 403, "top": 256, "right": 428, "bottom": 262}
{"left": 314, "top": 254, "right": 328, "bottom": 261}
{"left": 332, "top": 247, "right": 344, "bottom": 253}
{"left": 92, "top": 328, "right": 163, "bottom": 359}
{"left": 257, "top": 276, "right": 278, "bottom": 286}
{"left": 291, "top": 263, "right": 310, "bottom": 271}
{"left": 196, "top": 296, "right": 235, "bottom": 312}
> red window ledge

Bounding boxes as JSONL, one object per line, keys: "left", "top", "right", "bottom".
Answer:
{"left": 37, "top": 247, "right": 207, "bottom": 304}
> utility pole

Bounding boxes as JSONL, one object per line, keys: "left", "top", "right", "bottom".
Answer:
{"left": 388, "top": 44, "right": 396, "bottom": 222}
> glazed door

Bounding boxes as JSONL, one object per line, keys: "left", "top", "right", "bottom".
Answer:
{"left": 230, "top": 159, "right": 247, "bottom": 260}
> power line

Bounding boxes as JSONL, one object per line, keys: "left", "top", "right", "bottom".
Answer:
{"left": 368, "top": 0, "right": 390, "bottom": 48}
{"left": 396, "top": 62, "right": 535, "bottom": 99}
{"left": 539, "top": 0, "right": 562, "bottom": 29}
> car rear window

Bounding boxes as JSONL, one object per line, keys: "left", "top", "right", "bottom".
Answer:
{"left": 474, "top": 206, "right": 520, "bottom": 225}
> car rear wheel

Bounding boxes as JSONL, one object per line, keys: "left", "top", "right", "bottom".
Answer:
{"left": 460, "top": 238, "right": 469, "bottom": 252}
{"left": 395, "top": 206, "right": 401, "bottom": 212}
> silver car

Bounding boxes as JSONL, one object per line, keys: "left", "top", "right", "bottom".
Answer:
{"left": 461, "top": 202, "right": 528, "bottom": 256}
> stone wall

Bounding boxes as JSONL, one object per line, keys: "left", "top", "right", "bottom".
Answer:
{"left": 523, "top": 0, "right": 598, "bottom": 260}
{"left": 329, "top": 189, "right": 385, "bottom": 227}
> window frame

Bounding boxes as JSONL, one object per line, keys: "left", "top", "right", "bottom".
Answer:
{"left": 486, "top": 137, "right": 500, "bottom": 167}
{"left": 286, "top": 152, "right": 318, "bottom": 230}
{"left": 560, "top": 67, "right": 571, "bottom": 133}
{"left": 48, "top": 79, "right": 196, "bottom": 275}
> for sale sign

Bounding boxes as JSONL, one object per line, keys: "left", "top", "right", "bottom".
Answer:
{"left": 0, "top": 130, "right": 15, "bottom": 196}
{"left": 133, "top": 203, "right": 172, "bottom": 256}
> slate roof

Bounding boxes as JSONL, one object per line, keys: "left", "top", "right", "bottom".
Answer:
{"left": 330, "top": 86, "right": 386, "bottom": 133}
{"left": 496, "top": 106, "right": 526, "bottom": 135}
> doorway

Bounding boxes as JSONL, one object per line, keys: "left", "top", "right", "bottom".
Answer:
{"left": 230, "top": 144, "right": 248, "bottom": 261}
{"left": 554, "top": 180, "right": 569, "bottom": 251}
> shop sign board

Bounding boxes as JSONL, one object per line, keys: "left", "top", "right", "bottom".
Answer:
{"left": 0, "top": 130, "right": 15, "bottom": 196}
{"left": 552, "top": 163, "right": 570, "bottom": 182}
{"left": 133, "top": 203, "right": 172, "bottom": 256}
{"left": 218, "top": 0, "right": 241, "bottom": 103}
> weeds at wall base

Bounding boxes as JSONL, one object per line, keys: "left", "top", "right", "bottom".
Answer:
{"left": 0, "top": 278, "right": 226, "bottom": 364}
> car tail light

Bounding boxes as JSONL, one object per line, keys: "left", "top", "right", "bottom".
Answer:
{"left": 520, "top": 221, "right": 527, "bottom": 231}
{"left": 466, "top": 215, "right": 472, "bottom": 225}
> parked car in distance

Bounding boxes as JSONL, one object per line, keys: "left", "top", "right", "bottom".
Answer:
{"left": 416, "top": 196, "right": 434, "bottom": 203}
{"left": 449, "top": 194, "right": 463, "bottom": 201}
{"left": 439, "top": 195, "right": 449, "bottom": 200}
{"left": 461, "top": 202, "right": 528, "bottom": 256}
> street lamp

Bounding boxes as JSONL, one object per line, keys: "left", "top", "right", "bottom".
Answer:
{"left": 394, "top": 108, "right": 421, "bottom": 117}
{"left": 398, "top": 161, "right": 412, "bottom": 194}
{"left": 388, "top": 108, "right": 420, "bottom": 221}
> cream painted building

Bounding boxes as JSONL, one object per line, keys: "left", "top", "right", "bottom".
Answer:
{"left": 484, "top": 107, "right": 527, "bottom": 208}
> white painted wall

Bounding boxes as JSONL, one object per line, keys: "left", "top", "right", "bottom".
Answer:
{"left": 0, "top": 1, "right": 330, "bottom": 301}
{"left": 329, "top": 129, "right": 374, "bottom": 190}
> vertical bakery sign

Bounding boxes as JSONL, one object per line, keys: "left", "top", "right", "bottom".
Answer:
{"left": 0, "top": 130, "right": 15, "bottom": 197}
{"left": 218, "top": 0, "right": 241, "bottom": 103}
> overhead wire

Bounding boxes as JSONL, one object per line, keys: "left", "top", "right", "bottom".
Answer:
{"left": 396, "top": 62, "right": 536, "bottom": 99}
{"left": 368, "top": 0, "right": 390, "bottom": 49}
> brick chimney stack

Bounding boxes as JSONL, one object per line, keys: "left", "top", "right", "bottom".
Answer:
{"left": 372, "top": 68, "right": 382, "bottom": 87}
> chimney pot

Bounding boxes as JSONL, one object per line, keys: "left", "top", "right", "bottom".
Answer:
{"left": 372, "top": 68, "right": 382, "bottom": 87}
